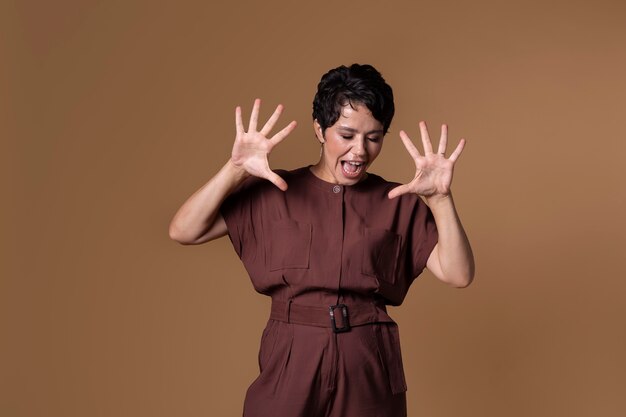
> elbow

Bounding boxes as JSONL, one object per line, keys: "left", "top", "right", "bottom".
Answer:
{"left": 450, "top": 268, "right": 475, "bottom": 288}
{"left": 445, "top": 265, "right": 475, "bottom": 289}
{"left": 168, "top": 223, "right": 193, "bottom": 245}
{"left": 451, "top": 274, "right": 473, "bottom": 288}
{"left": 450, "top": 257, "right": 475, "bottom": 288}
{"left": 431, "top": 266, "right": 475, "bottom": 288}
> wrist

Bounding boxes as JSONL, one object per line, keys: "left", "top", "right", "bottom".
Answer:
{"left": 225, "top": 158, "right": 251, "bottom": 182}
{"left": 424, "top": 192, "right": 453, "bottom": 208}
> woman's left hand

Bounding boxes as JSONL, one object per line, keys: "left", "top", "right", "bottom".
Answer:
{"left": 388, "top": 122, "right": 465, "bottom": 200}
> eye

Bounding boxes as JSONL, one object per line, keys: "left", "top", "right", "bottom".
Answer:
{"left": 367, "top": 137, "right": 381, "bottom": 143}
{"left": 341, "top": 135, "right": 353, "bottom": 140}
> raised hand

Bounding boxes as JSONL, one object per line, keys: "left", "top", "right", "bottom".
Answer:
{"left": 231, "top": 98, "right": 297, "bottom": 191}
{"left": 388, "top": 122, "right": 465, "bottom": 200}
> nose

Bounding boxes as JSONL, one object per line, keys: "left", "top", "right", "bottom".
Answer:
{"left": 351, "top": 136, "right": 367, "bottom": 158}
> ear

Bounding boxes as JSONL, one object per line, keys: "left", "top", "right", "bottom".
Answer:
{"left": 313, "top": 120, "right": 325, "bottom": 143}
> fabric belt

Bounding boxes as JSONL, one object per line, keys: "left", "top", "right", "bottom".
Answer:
{"left": 270, "top": 298, "right": 395, "bottom": 333}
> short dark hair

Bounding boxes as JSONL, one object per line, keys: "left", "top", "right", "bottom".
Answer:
{"left": 312, "top": 64, "right": 395, "bottom": 135}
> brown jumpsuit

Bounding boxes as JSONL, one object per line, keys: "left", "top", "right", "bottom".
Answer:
{"left": 220, "top": 167, "right": 438, "bottom": 417}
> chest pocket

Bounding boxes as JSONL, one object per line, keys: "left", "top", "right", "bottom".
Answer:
{"left": 267, "top": 219, "right": 312, "bottom": 271}
{"left": 361, "top": 227, "right": 401, "bottom": 284}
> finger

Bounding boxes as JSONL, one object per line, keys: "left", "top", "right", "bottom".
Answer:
{"left": 419, "top": 121, "right": 434, "bottom": 154}
{"left": 235, "top": 106, "right": 244, "bottom": 135}
{"left": 387, "top": 183, "right": 412, "bottom": 199}
{"left": 437, "top": 124, "right": 448, "bottom": 156}
{"left": 248, "top": 98, "right": 261, "bottom": 132}
{"left": 265, "top": 171, "right": 288, "bottom": 191}
{"left": 269, "top": 120, "right": 297, "bottom": 147}
{"left": 399, "top": 130, "right": 421, "bottom": 160}
{"left": 448, "top": 138, "right": 466, "bottom": 162}
{"left": 260, "top": 104, "right": 283, "bottom": 136}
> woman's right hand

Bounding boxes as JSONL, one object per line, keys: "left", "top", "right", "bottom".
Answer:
{"left": 231, "top": 98, "right": 297, "bottom": 191}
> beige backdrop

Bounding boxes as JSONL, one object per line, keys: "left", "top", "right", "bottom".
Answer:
{"left": 3, "top": 0, "right": 626, "bottom": 416}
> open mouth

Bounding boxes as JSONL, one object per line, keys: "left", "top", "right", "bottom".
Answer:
{"left": 341, "top": 161, "right": 366, "bottom": 178}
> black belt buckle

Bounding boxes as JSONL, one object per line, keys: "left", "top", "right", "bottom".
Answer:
{"left": 329, "top": 304, "right": 351, "bottom": 333}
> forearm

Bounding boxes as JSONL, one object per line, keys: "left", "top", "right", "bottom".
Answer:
{"left": 425, "top": 193, "right": 475, "bottom": 287}
{"left": 168, "top": 160, "right": 249, "bottom": 244}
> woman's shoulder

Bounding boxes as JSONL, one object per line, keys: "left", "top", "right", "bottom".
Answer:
{"left": 364, "top": 172, "right": 397, "bottom": 187}
{"left": 360, "top": 172, "right": 424, "bottom": 206}
{"left": 359, "top": 172, "right": 401, "bottom": 193}
{"left": 233, "top": 166, "right": 309, "bottom": 195}
{"left": 275, "top": 166, "right": 309, "bottom": 179}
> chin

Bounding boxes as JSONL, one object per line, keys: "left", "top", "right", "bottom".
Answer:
{"left": 336, "top": 172, "right": 366, "bottom": 185}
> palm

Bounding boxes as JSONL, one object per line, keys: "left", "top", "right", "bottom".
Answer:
{"left": 232, "top": 131, "right": 274, "bottom": 176}
{"left": 231, "top": 99, "right": 297, "bottom": 191}
{"left": 388, "top": 122, "right": 465, "bottom": 199}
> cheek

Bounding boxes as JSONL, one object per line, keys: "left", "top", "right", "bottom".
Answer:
{"left": 322, "top": 143, "right": 341, "bottom": 161}
{"left": 326, "top": 138, "right": 349, "bottom": 157}
{"left": 368, "top": 143, "right": 383, "bottom": 159}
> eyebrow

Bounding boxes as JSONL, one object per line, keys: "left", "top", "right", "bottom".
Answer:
{"left": 337, "top": 126, "right": 384, "bottom": 134}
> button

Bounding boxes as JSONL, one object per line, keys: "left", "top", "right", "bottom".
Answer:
{"left": 332, "top": 185, "right": 341, "bottom": 193}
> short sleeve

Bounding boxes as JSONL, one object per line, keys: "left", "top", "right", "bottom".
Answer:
{"left": 219, "top": 176, "right": 264, "bottom": 259}
{"left": 409, "top": 199, "right": 439, "bottom": 278}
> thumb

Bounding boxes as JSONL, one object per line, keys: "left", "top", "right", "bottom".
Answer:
{"left": 387, "top": 184, "right": 411, "bottom": 199}
{"left": 265, "top": 171, "right": 288, "bottom": 191}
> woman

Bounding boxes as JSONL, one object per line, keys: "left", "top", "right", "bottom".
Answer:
{"left": 169, "top": 64, "right": 474, "bottom": 417}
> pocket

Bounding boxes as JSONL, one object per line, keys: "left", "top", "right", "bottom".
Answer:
{"left": 361, "top": 227, "right": 401, "bottom": 284}
{"left": 267, "top": 219, "right": 312, "bottom": 271}
{"left": 258, "top": 320, "right": 279, "bottom": 373}
{"left": 249, "top": 321, "right": 294, "bottom": 398}
{"left": 374, "top": 323, "right": 408, "bottom": 394}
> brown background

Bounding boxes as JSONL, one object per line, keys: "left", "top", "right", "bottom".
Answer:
{"left": 3, "top": 0, "right": 626, "bottom": 416}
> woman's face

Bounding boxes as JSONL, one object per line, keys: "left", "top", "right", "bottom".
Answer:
{"left": 312, "top": 103, "right": 384, "bottom": 185}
